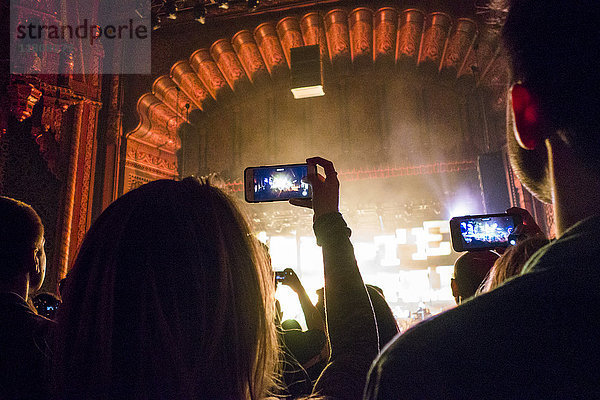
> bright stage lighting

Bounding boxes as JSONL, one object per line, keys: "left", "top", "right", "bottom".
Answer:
{"left": 447, "top": 194, "right": 483, "bottom": 219}
{"left": 271, "top": 174, "right": 294, "bottom": 191}
{"left": 262, "top": 219, "right": 458, "bottom": 332}
{"left": 449, "top": 204, "right": 472, "bottom": 218}
{"left": 270, "top": 236, "right": 297, "bottom": 270}
{"left": 374, "top": 235, "right": 401, "bottom": 267}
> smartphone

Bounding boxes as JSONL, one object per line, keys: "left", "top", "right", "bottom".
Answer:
{"left": 244, "top": 163, "right": 314, "bottom": 203}
{"left": 449, "top": 213, "right": 523, "bottom": 252}
{"left": 274, "top": 270, "right": 291, "bottom": 283}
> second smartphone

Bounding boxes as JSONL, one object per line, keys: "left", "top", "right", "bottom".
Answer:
{"left": 449, "top": 213, "right": 523, "bottom": 252}
{"left": 244, "top": 163, "right": 315, "bottom": 203}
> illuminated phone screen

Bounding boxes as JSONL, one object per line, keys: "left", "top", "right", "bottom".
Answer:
{"left": 246, "top": 164, "right": 311, "bottom": 202}
{"left": 458, "top": 215, "right": 517, "bottom": 249}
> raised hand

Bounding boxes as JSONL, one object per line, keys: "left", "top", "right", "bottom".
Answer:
{"left": 289, "top": 156, "right": 340, "bottom": 220}
{"left": 507, "top": 206, "right": 546, "bottom": 238}
{"left": 281, "top": 268, "right": 302, "bottom": 292}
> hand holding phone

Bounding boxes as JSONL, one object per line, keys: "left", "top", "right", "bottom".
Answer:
{"left": 289, "top": 156, "right": 340, "bottom": 219}
{"left": 506, "top": 207, "right": 546, "bottom": 238}
{"left": 280, "top": 268, "right": 302, "bottom": 291}
{"left": 274, "top": 269, "right": 294, "bottom": 285}
{"left": 450, "top": 213, "right": 523, "bottom": 252}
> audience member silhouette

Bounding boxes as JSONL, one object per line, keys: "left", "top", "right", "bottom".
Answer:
{"left": 273, "top": 267, "right": 326, "bottom": 397}
{"left": 52, "top": 179, "right": 279, "bottom": 399}
{"left": 279, "top": 317, "right": 326, "bottom": 393}
{"left": 0, "top": 196, "right": 51, "bottom": 399}
{"left": 280, "top": 268, "right": 325, "bottom": 333}
{"left": 365, "top": 1, "right": 600, "bottom": 398}
{"left": 316, "top": 284, "right": 398, "bottom": 350}
{"left": 53, "top": 168, "right": 379, "bottom": 399}
{"left": 364, "top": 285, "right": 399, "bottom": 348}
{"left": 276, "top": 268, "right": 328, "bottom": 382}
{"left": 450, "top": 251, "right": 499, "bottom": 304}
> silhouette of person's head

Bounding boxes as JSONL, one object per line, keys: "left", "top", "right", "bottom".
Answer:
{"left": 503, "top": 0, "right": 600, "bottom": 233}
{"left": 365, "top": 285, "right": 399, "bottom": 347}
{"left": 281, "top": 319, "right": 302, "bottom": 331}
{"left": 315, "top": 285, "right": 399, "bottom": 346}
{"left": 52, "top": 178, "right": 278, "bottom": 399}
{"left": 0, "top": 196, "right": 45, "bottom": 299}
{"left": 451, "top": 251, "right": 498, "bottom": 304}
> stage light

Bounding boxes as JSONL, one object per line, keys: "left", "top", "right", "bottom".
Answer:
{"left": 218, "top": 0, "right": 229, "bottom": 9}
{"left": 165, "top": 0, "right": 177, "bottom": 19}
{"left": 290, "top": 45, "right": 324, "bottom": 99}
{"left": 248, "top": 0, "right": 259, "bottom": 10}
{"left": 447, "top": 195, "right": 480, "bottom": 219}
{"left": 193, "top": 4, "right": 207, "bottom": 24}
{"left": 151, "top": 14, "right": 161, "bottom": 30}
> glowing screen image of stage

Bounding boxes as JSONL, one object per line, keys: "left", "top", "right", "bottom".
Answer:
{"left": 459, "top": 216, "right": 516, "bottom": 249}
{"left": 253, "top": 165, "right": 310, "bottom": 201}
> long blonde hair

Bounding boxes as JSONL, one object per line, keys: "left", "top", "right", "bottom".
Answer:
{"left": 52, "top": 178, "right": 278, "bottom": 399}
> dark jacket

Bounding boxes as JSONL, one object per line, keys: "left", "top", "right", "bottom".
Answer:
{"left": 0, "top": 292, "right": 53, "bottom": 400}
{"left": 365, "top": 215, "right": 600, "bottom": 399}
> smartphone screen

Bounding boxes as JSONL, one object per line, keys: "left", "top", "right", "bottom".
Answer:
{"left": 244, "top": 163, "right": 312, "bottom": 203}
{"left": 450, "top": 213, "right": 522, "bottom": 252}
{"left": 274, "top": 270, "right": 289, "bottom": 283}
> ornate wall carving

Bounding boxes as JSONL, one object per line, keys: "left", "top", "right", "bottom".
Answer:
{"left": 254, "top": 22, "right": 287, "bottom": 78}
{"left": 210, "top": 39, "right": 250, "bottom": 92}
{"left": 232, "top": 30, "right": 270, "bottom": 85}
{"left": 125, "top": 5, "right": 511, "bottom": 201}
{"left": 397, "top": 9, "right": 425, "bottom": 64}
{"left": 349, "top": 8, "right": 373, "bottom": 67}
{"left": 300, "top": 12, "right": 329, "bottom": 62}
{"left": 8, "top": 78, "right": 42, "bottom": 122}
{"left": 374, "top": 8, "right": 398, "bottom": 66}
{"left": 419, "top": 12, "right": 452, "bottom": 69}
{"left": 276, "top": 17, "right": 305, "bottom": 67}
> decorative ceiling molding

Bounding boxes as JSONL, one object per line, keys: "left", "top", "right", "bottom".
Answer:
{"left": 127, "top": 6, "right": 506, "bottom": 148}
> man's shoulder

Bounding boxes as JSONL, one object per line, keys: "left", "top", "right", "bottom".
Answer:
{"left": 0, "top": 294, "right": 54, "bottom": 337}
{"left": 382, "top": 281, "right": 529, "bottom": 362}
{"left": 368, "top": 254, "right": 600, "bottom": 399}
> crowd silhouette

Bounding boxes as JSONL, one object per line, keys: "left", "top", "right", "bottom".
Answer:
{"left": 3, "top": 0, "right": 600, "bottom": 398}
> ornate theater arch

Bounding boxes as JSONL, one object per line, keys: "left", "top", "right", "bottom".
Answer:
{"left": 125, "top": 6, "right": 509, "bottom": 192}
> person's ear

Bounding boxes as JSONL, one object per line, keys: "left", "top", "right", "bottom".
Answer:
{"left": 450, "top": 278, "right": 458, "bottom": 298}
{"left": 510, "top": 84, "right": 546, "bottom": 150}
{"left": 30, "top": 249, "right": 43, "bottom": 288}
{"left": 22, "top": 248, "right": 39, "bottom": 275}
{"left": 33, "top": 248, "right": 41, "bottom": 273}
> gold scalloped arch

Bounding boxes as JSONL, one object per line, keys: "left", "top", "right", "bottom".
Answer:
{"left": 125, "top": 6, "right": 507, "bottom": 187}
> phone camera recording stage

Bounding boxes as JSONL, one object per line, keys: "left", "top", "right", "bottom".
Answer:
{"left": 450, "top": 214, "right": 522, "bottom": 252}
{"left": 460, "top": 218, "right": 514, "bottom": 247}
{"left": 246, "top": 164, "right": 311, "bottom": 202}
